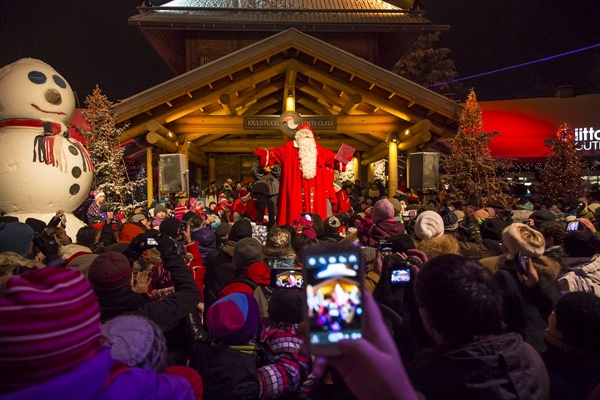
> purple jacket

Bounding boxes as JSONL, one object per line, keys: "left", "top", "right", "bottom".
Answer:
{"left": 2, "top": 348, "right": 193, "bottom": 400}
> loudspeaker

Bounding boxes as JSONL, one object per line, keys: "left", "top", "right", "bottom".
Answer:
{"left": 409, "top": 152, "right": 440, "bottom": 190}
{"left": 159, "top": 154, "right": 186, "bottom": 193}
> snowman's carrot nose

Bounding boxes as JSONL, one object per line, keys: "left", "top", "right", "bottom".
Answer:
{"left": 45, "top": 89, "right": 62, "bottom": 105}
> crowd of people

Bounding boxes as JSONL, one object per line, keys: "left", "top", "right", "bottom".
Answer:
{"left": 1, "top": 174, "right": 600, "bottom": 400}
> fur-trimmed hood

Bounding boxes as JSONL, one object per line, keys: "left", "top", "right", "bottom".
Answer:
{"left": 416, "top": 234, "right": 460, "bottom": 259}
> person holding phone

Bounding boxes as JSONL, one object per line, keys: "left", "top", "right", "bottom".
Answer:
{"left": 494, "top": 223, "right": 562, "bottom": 352}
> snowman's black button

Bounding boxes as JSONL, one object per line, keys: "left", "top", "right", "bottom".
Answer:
{"left": 72, "top": 166, "right": 82, "bottom": 178}
{"left": 68, "top": 145, "right": 79, "bottom": 156}
{"left": 69, "top": 184, "right": 80, "bottom": 195}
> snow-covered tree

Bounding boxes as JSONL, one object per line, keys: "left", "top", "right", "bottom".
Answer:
{"left": 439, "top": 89, "right": 510, "bottom": 207}
{"left": 78, "top": 86, "right": 145, "bottom": 214}
{"left": 540, "top": 123, "right": 586, "bottom": 200}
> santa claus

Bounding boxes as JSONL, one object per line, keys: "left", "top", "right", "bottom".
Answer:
{"left": 254, "top": 123, "right": 342, "bottom": 225}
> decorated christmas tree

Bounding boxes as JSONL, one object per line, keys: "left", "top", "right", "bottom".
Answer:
{"left": 539, "top": 123, "right": 586, "bottom": 200}
{"left": 439, "top": 89, "right": 510, "bottom": 207}
{"left": 78, "top": 86, "right": 145, "bottom": 213}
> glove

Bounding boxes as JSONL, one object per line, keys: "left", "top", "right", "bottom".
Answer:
{"left": 154, "top": 232, "right": 179, "bottom": 256}
{"left": 252, "top": 148, "right": 262, "bottom": 157}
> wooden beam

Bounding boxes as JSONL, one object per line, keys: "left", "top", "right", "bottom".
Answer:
{"left": 193, "top": 133, "right": 229, "bottom": 147}
{"left": 338, "top": 93, "right": 362, "bottom": 115}
{"left": 146, "top": 147, "right": 153, "bottom": 207}
{"left": 361, "top": 147, "right": 389, "bottom": 165}
{"left": 146, "top": 131, "right": 178, "bottom": 153}
{"left": 146, "top": 120, "right": 177, "bottom": 142}
{"left": 387, "top": 132, "right": 398, "bottom": 197}
{"left": 187, "top": 145, "right": 208, "bottom": 167}
{"left": 241, "top": 97, "right": 279, "bottom": 116}
{"left": 343, "top": 132, "right": 381, "bottom": 147}
{"left": 219, "top": 93, "right": 238, "bottom": 116}
{"left": 296, "top": 98, "right": 334, "bottom": 115}
{"left": 284, "top": 60, "right": 298, "bottom": 112}
{"left": 397, "top": 130, "right": 432, "bottom": 151}
{"left": 200, "top": 138, "right": 370, "bottom": 153}
{"left": 234, "top": 80, "right": 284, "bottom": 109}
{"left": 295, "top": 60, "right": 455, "bottom": 137}
{"left": 297, "top": 83, "right": 343, "bottom": 109}
{"left": 362, "top": 140, "right": 389, "bottom": 159}
{"left": 119, "top": 59, "right": 289, "bottom": 142}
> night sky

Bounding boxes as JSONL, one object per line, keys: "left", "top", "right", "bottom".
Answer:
{"left": 1, "top": 0, "right": 599, "bottom": 103}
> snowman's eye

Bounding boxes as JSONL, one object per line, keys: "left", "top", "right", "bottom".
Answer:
{"left": 28, "top": 71, "right": 47, "bottom": 84}
{"left": 53, "top": 75, "right": 67, "bottom": 89}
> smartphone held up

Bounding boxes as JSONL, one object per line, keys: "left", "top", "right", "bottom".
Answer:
{"left": 303, "top": 242, "right": 364, "bottom": 356}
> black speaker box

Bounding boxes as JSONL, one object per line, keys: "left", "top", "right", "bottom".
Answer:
{"left": 409, "top": 152, "right": 440, "bottom": 190}
{"left": 159, "top": 154, "right": 186, "bottom": 193}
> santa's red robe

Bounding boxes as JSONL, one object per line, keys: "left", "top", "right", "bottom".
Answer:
{"left": 333, "top": 189, "right": 352, "bottom": 214}
{"left": 257, "top": 141, "right": 337, "bottom": 225}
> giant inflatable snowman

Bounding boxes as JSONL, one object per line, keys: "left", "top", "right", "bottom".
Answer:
{"left": 0, "top": 58, "right": 94, "bottom": 238}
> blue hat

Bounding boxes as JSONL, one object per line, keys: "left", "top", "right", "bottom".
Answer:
{"left": 0, "top": 222, "right": 34, "bottom": 257}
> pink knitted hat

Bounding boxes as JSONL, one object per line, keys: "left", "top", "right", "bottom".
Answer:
{"left": 0, "top": 268, "right": 102, "bottom": 393}
{"left": 372, "top": 198, "right": 395, "bottom": 223}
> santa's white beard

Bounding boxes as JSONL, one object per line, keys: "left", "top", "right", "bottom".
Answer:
{"left": 297, "top": 137, "right": 317, "bottom": 180}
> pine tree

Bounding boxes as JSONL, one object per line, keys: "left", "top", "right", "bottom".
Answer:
{"left": 439, "top": 89, "right": 510, "bottom": 207}
{"left": 78, "top": 86, "right": 145, "bottom": 214}
{"left": 539, "top": 123, "right": 586, "bottom": 200}
{"left": 394, "top": 32, "right": 462, "bottom": 95}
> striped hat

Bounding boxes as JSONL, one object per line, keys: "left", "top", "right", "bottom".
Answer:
{"left": 0, "top": 268, "right": 102, "bottom": 393}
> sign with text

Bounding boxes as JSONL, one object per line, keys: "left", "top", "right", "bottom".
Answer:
{"left": 244, "top": 115, "right": 337, "bottom": 132}
{"left": 574, "top": 126, "right": 600, "bottom": 152}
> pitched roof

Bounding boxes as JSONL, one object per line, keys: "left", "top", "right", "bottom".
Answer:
{"left": 113, "top": 28, "right": 461, "bottom": 160}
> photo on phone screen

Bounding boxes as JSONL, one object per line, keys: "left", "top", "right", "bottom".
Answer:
{"left": 566, "top": 221, "right": 580, "bottom": 232}
{"left": 271, "top": 268, "right": 304, "bottom": 289}
{"left": 378, "top": 241, "right": 393, "bottom": 260}
{"left": 252, "top": 224, "right": 268, "bottom": 245}
{"left": 304, "top": 245, "right": 364, "bottom": 350}
{"left": 390, "top": 268, "right": 411, "bottom": 284}
{"left": 146, "top": 237, "right": 159, "bottom": 247}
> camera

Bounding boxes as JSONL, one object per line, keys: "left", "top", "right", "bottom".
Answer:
{"left": 390, "top": 267, "right": 411, "bottom": 284}
{"left": 566, "top": 220, "right": 581, "bottom": 232}
{"left": 33, "top": 230, "right": 58, "bottom": 256}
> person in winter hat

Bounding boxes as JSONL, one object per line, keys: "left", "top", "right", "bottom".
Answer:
{"left": 203, "top": 219, "right": 253, "bottom": 311}
{"left": 494, "top": 223, "right": 562, "bottom": 352}
{"left": 414, "top": 211, "right": 460, "bottom": 259}
{"left": 361, "top": 198, "right": 405, "bottom": 247}
{"left": 152, "top": 204, "right": 169, "bottom": 229}
{"left": 263, "top": 226, "right": 296, "bottom": 268}
{"left": 0, "top": 267, "right": 195, "bottom": 399}
{"left": 0, "top": 222, "right": 34, "bottom": 258}
{"left": 231, "top": 189, "right": 258, "bottom": 222}
{"left": 87, "top": 230, "right": 201, "bottom": 333}
{"left": 319, "top": 216, "right": 343, "bottom": 243}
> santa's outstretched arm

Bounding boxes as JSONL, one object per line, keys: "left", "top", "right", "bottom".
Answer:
{"left": 253, "top": 145, "right": 287, "bottom": 168}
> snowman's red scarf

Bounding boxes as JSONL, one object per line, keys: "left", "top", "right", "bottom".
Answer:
{"left": 0, "top": 118, "right": 93, "bottom": 172}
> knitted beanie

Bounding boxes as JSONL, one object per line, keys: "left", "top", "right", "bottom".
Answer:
{"left": 333, "top": 181, "right": 343, "bottom": 190}
{"left": 0, "top": 268, "right": 101, "bottom": 393}
{"left": 233, "top": 237, "right": 264, "bottom": 271}
{"left": 130, "top": 214, "right": 147, "bottom": 224}
{"left": 102, "top": 315, "right": 167, "bottom": 371}
{"left": 554, "top": 291, "right": 600, "bottom": 353}
{"left": 192, "top": 226, "right": 216, "bottom": 248}
{"left": 501, "top": 223, "right": 545, "bottom": 258}
{"left": 373, "top": 198, "right": 395, "bottom": 223}
{"left": 154, "top": 204, "right": 168, "bottom": 215}
{"left": 228, "top": 219, "right": 253, "bottom": 242}
{"left": 206, "top": 292, "right": 260, "bottom": 345}
{"left": 529, "top": 210, "right": 556, "bottom": 227}
{"left": 563, "top": 231, "right": 597, "bottom": 257}
{"left": 87, "top": 251, "right": 132, "bottom": 296}
{"left": 215, "top": 222, "right": 232, "bottom": 238}
{"left": 480, "top": 219, "right": 507, "bottom": 241}
{"left": 118, "top": 222, "right": 145, "bottom": 244}
{"left": 414, "top": 211, "right": 445, "bottom": 240}
{"left": 263, "top": 226, "right": 293, "bottom": 257}
{"left": 0, "top": 222, "right": 34, "bottom": 257}
{"left": 324, "top": 216, "right": 342, "bottom": 234}
{"left": 439, "top": 207, "right": 459, "bottom": 231}
{"left": 160, "top": 217, "right": 181, "bottom": 240}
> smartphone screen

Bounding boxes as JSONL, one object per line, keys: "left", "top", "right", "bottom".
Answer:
{"left": 252, "top": 224, "right": 268, "bottom": 245}
{"left": 566, "top": 221, "right": 580, "bottom": 231}
{"left": 146, "top": 237, "right": 158, "bottom": 247}
{"left": 271, "top": 268, "right": 304, "bottom": 289}
{"left": 378, "top": 241, "right": 393, "bottom": 260}
{"left": 514, "top": 252, "right": 527, "bottom": 274}
{"left": 390, "top": 268, "right": 411, "bottom": 284}
{"left": 304, "top": 243, "right": 364, "bottom": 354}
